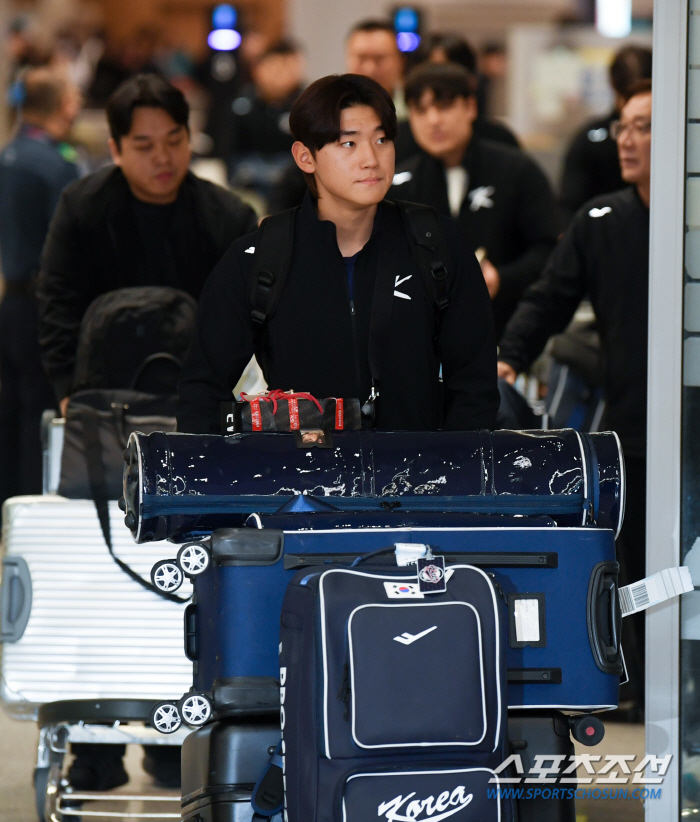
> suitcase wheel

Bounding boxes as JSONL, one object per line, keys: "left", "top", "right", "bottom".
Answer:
{"left": 150, "top": 701, "right": 183, "bottom": 734}
{"left": 178, "top": 692, "right": 213, "bottom": 728}
{"left": 150, "top": 559, "right": 184, "bottom": 593}
{"left": 569, "top": 715, "right": 605, "bottom": 746}
{"left": 177, "top": 543, "right": 211, "bottom": 577}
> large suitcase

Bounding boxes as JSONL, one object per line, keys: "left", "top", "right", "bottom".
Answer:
{"left": 122, "top": 428, "right": 625, "bottom": 543}
{"left": 0, "top": 496, "right": 192, "bottom": 719}
{"left": 182, "top": 513, "right": 621, "bottom": 715}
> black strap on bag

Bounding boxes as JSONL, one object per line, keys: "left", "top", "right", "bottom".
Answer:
{"left": 248, "top": 207, "right": 298, "bottom": 372}
{"left": 397, "top": 201, "right": 451, "bottom": 315}
{"left": 81, "top": 407, "right": 188, "bottom": 604}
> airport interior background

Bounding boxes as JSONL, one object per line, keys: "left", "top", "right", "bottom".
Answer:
{"left": 0, "top": 0, "right": 680, "bottom": 820}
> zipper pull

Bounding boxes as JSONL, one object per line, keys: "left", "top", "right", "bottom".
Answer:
{"left": 487, "top": 571, "right": 507, "bottom": 604}
{"left": 350, "top": 299, "right": 355, "bottom": 316}
{"left": 337, "top": 662, "right": 351, "bottom": 721}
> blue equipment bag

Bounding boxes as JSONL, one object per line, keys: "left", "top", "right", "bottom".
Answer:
{"left": 122, "top": 428, "right": 624, "bottom": 543}
{"left": 279, "top": 560, "right": 510, "bottom": 822}
{"left": 187, "top": 514, "right": 621, "bottom": 714}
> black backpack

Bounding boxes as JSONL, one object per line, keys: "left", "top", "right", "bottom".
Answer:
{"left": 73, "top": 286, "right": 197, "bottom": 395}
{"left": 247, "top": 201, "right": 453, "bottom": 405}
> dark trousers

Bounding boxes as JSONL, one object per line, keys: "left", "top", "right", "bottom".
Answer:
{"left": 0, "top": 293, "right": 56, "bottom": 513}
{"left": 616, "top": 453, "right": 647, "bottom": 717}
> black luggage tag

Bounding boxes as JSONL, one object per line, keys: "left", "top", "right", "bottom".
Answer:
{"left": 416, "top": 550, "right": 447, "bottom": 595}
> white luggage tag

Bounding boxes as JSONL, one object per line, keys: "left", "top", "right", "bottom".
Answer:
{"left": 619, "top": 566, "right": 694, "bottom": 617}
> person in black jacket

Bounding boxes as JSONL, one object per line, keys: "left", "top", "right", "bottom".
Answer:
{"left": 177, "top": 74, "right": 498, "bottom": 435}
{"left": 0, "top": 68, "right": 81, "bottom": 512}
{"left": 38, "top": 74, "right": 258, "bottom": 416}
{"left": 389, "top": 62, "right": 558, "bottom": 340}
{"left": 498, "top": 81, "right": 652, "bottom": 721}
{"left": 559, "top": 45, "right": 652, "bottom": 225}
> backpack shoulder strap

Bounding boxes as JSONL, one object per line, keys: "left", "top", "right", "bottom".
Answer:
{"left": 248, "top": 207, "right": 298, "bottom": 327}
{"left": 397, "top": 201, "right": 451, "bottom": 313}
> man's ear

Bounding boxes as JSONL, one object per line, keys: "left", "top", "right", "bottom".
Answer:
{"left": 466, "top": 94, "right": 479, "bottom": 122}
{"left": 291, "top": 141, "right": 316, "bottom": 174}
{"left": 108, "top": 137, "right": 122, "bottom": 167}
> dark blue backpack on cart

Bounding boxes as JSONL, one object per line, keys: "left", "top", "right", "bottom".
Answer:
{"left": 279, "top": 558, "right": 511, "bottom": 822}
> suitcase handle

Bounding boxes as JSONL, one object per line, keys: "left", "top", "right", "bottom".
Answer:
{"left": 587, "top": 561, "right": 623, "bottom": 675}
{"left": 0, "top": 556, "right": 32, "bottom": 643}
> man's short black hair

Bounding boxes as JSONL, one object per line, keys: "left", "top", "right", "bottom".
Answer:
{"left": 610, "top": 46, "right": 652, "bottom": 99}
{"left": 348, "top": 19, "right": 396, "bottom": 39}
{"left": 405, "top": 62, "right": 475, "bottom": 107}
{"left": 289, "top": 74, "right": 397, "bottom": 198}
{"left": 106, "top": 73, "right": 189, "bottom": 148}
{"left": 429, "top": 35, "right": 478, "bottom": 75}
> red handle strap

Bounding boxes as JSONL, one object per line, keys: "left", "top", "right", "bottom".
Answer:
{"left": 240, "top": 389, "right": 325, "bottom": 417}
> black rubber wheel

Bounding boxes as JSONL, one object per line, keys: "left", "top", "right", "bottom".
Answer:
{"left": 34, "top": 767, "right": 48, "bottom": 822}
{"left": 570, "top": 714, "right": 605, "bottom": 746}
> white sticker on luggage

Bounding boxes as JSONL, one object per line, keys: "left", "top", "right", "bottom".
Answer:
{"left": 619, "top": 566, "right": 694, "bottom": 616}
{"left": 513, "top": 598, "right": 541, "bottom": 643}
{"left": 384, "top": 581, "right": 424, "bottom": 599}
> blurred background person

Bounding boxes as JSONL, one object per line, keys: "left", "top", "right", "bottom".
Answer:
{"left": 498, "top": 81, "right": 653, "bottom": 720}
{"left": 428, "top": 34, "right": 518, "bottom": 148}
{"left": 559, "top": 44, "right": 652, "bottom": 224}
{"left": 0, "top": 67, "right": 81, "bottom": 518}
{"left": 478, "top": 42, "right": 508, "bottom": 119}
{"left": 346, "top": 19, "right": 407, "bottom": 119}
{"left": 225, "top": 40, "right": 304, "bottom": 201}
{"left": 390, "top": 62, "right": 557, "bottom": 341}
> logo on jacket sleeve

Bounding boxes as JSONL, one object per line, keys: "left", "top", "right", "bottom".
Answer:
{"left": 468, "top": 186, "right": 495, "bottom": 211}
{"left": 589, "top": 206, "right": 612, "bottom": 218}
{"left": 392, "top": 171, "right": 413, "bottom": 185}
{"left": 378, "top": 787, "right": 473, "bottom": 821}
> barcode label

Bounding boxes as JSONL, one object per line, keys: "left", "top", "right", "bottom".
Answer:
{"left": 631, "top": 583, "right": 650, "bottom": 609}
{"left": 619, "top": 566, "right": 694, "bottom": 617}
{"left": 619, "top": 586, "right": 633, "bottom": 616}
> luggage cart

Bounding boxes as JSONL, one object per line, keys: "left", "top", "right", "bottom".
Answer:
{"left": 35, "top": 699, "right": 189, "bottom": 821}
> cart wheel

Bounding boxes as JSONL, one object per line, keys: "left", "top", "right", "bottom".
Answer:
{"left": 177, "top": 543, "right": 211, "bottom": 577}
{"left": 150, "top": 701, "right": 182, "bottom": 734}
{"left": 570, "top": 714, "right": 605, "bottom": 746}
{"left": 150, "top": 560, "right": 183, "bottom": 593}
{"left": 34, "top": 766, "right": 48, "bottom": 822}
{"left": 178, "top": 692, "right": 213, "bottom": 728}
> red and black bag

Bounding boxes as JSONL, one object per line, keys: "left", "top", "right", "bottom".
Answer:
{"left": 220, "top": 390, "right": 361, "bottom": 433}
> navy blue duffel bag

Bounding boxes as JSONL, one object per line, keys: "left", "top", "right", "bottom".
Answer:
{"left": 121, "top": 428, "right": 624, "bottom": 543}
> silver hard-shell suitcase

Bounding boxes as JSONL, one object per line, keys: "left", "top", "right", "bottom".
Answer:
{"left": 0, "top": 495, "right": 192, "bottom": 719}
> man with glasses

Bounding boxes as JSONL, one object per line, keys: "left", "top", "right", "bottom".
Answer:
{"left": 497, "top": 80, "right": 652, "bottom": 721}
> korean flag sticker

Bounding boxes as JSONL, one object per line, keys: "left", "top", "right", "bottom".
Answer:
{"left": 416, "top": 554, "right": 447, "bottom": 595}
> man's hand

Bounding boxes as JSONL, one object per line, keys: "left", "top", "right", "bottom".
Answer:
{"left": 480, "top": 258, "right": 500, "bottom": 298}
{"left": 60, "top": 397, "right": 69, "bottom": 417}
{"left": 497, "top": 361, "right": 517, "bottom": 385}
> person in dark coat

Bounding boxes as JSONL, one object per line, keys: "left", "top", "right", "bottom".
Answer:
{"left": 38, "top": 73, "right": 258, "bottom": 416}
{"left": 559, "top": 45, "right": 652, "bottom": 224}
{"left": 0, "top": 68, "right": 81, "bottom": 511}
{"left": 498, "top": 81, "right": 653, "bottom": 721}
{"left": 177, "top": 74, "right": 499, "bottom": 435}
{"left": 389, "top": 62, "right": 557, "bottom": 340}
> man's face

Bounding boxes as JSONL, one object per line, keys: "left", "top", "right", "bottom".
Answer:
{"left": 346, "top": 30, "right": 404, "bottom": 94}
{"left": 616, "top": 92, "right": 652, "bottom": 188}
{"left": 294, "top": 105, "right": 394, "bottom": 210}
{"left": 108, "top": 106, "right": 191, "bottom": 205}
{"left": 408, "top": 89, "right": 477, "bottom": 165}
{"left": 253, "top": 52, "right": 305, "bottom": 103}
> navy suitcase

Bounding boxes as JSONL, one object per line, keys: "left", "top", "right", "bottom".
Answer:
{"left": 279, "top": 561, "right": 510, "bottom": 822}
{"left": 184, "top": 513, "right": 621, "bottom": 714}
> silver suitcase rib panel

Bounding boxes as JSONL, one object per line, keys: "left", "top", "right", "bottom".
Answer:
{"left": 1, "top": 496, "right": 192, "bottom": 718}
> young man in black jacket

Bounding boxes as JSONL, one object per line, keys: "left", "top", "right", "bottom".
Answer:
{"left": 177, "top": 74, "right": 498, "bottom": 435}
{"left": 37, "top": 74, "right": 258, "bottom": 415}
{"left": 498, "top": 81, "right": 652, "bottom": 721}
{"left": 389, "top": 62, "right": 558, "bottom": 341}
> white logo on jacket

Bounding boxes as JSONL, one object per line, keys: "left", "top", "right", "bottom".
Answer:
{"left": 392, "top": 171, "right": 413, "bottom": 185}
{"left": 589, "top": 207, "right": 612, "bottom": 218}
{"left": 378, "top": 787, "right": 473, "bottom": 821}
{"left": 468, "top": 186, "right": 495, "bottom": 212}
{"left": 394, "top": 274, "right": 412, "bottom": 300}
